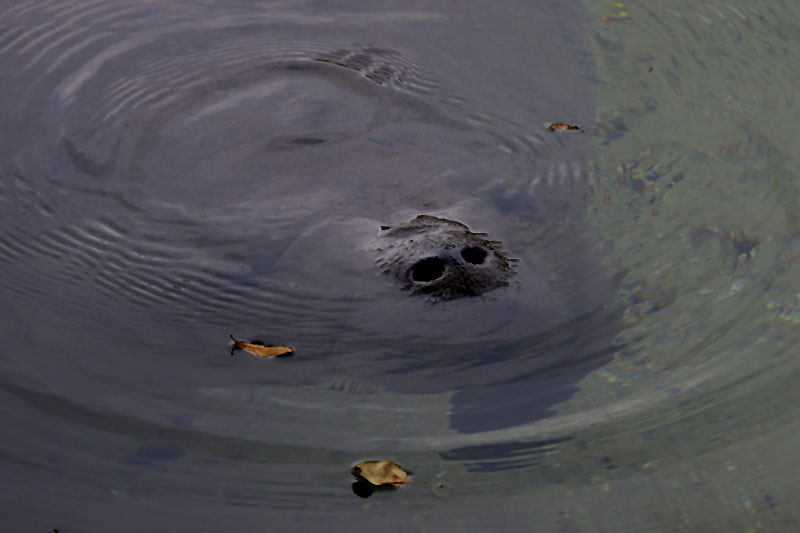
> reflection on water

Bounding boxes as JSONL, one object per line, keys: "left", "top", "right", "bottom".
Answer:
{"left": 1, "top": 0, "right": 800, "bottom": 530}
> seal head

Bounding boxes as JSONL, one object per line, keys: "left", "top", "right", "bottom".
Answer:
{"left": 377, "top": 215, "right": 514, "bottom": 300}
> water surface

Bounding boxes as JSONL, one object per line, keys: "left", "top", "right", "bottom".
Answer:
{"left": 1, "top": 0, "right": 800, "bottom": 531}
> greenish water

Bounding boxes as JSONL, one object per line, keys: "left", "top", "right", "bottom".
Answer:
{"left": 546, "top": 0, "right": 800, "bottom": 529}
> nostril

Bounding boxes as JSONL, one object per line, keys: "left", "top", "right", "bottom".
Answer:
{"left": 410, "top": 257, "right": 445, "bottom": 282}
{"left": 460, "top": 246, "right": 487, "bottom": 265}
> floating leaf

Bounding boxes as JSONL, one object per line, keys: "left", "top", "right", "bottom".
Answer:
{"left": 548, "top": 122, "right": 583, "bottom": 132}
{"left": 229, "top": 334, "right": 293, "bottom": 358}
{"left": 352, "top": 460, "right": 409, "bottom": 486}
{"left": 351, "top": 460, "right": 444, "bottom": 497}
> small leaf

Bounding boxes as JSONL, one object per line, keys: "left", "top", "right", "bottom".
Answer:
{"left": 351, "top": 460, "right": 445, "bottom": 491}
{"left": 352, "top": 460, "right": 409, "bottom": 486}
{"left": 230, "top": 335, "right": 293, "bottom": 358}
{"left": 548, "top": 122, "right": 583, "bottom": 132}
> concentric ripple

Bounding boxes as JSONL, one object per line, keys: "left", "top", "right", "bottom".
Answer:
{"left": 0, "top": 0, "right": 654, "bottom": 527}
{"left": 2, "top": 0, "right": 799, "bottom": 529}
{"left": 0, "top": 0, "right": 604, "bottom": 336}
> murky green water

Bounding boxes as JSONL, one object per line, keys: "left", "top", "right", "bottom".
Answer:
{"left": 541, "top": 1, "right": 800, "bottom": 529}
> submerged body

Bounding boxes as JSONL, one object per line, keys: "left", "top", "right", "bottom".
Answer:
{"left": 0, "top": 0, "right": 616, "bottom": 437}
{"left": 224, "top": 42, "right": 619, "bottom": 434}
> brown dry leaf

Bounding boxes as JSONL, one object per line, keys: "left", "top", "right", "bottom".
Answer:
{"left": 352, "top": 460, "right": 444, "bottom": 489}
{"left": 548, "top": 122, "right": 583, "bottom": 132}
{"left": 229, "top": 334, "right": 293, "bottom": 358}
{"left": 352, "top": 460, "right": 409, "bottom": 486}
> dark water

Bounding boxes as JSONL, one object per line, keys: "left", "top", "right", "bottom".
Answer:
{"left": 2, "top": 0, "right": 800, "bottom": 531}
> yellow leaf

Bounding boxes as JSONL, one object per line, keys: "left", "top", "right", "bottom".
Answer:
{"left": 548, "top": 122, "right": 583, "bottom": 132}
{"left": 352, "top": 460, "right": 409, "bottom": 486}
{"left": 229, "top": 334, "right": 293, "bottom": 358}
